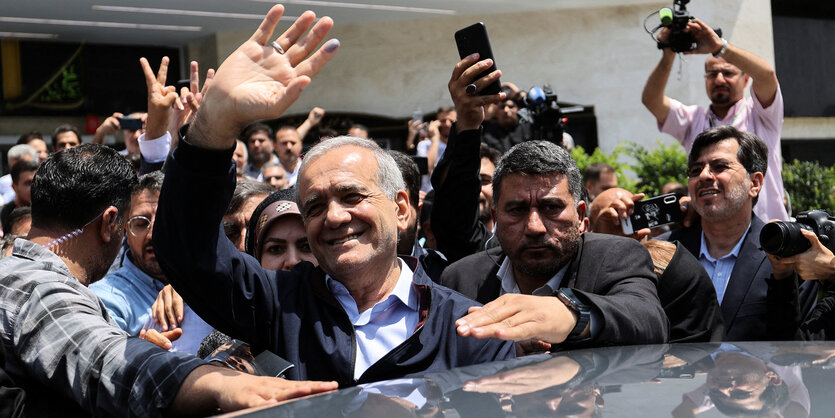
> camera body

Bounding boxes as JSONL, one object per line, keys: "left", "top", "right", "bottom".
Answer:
{"left": 657, "top": 0, "right": 722, "bottom": 53}
{"left": 760, "top": 210, "right": 835, "bottom": 257}
{"left": 666, "top": 0, "right": 696, "bottom": 52}
{"left": 522, "top": 84, "right": 564, "bottom": 144}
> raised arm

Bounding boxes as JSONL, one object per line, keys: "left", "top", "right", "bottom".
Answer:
{"left": 187, "top": 5, "right": 339, "bottom": 151}
{"left": 153, "top": 5, "right": 338, "bottom": 345}
{"left": 430, "top": 54, "right": 504, "bottom": 262}
{"left": 641, "top": 27, "right": 675, "bottom": 125}
{"left": 424, "top": 120, "right": 442, "bottom": 173}
{"left": 296, "top": 106, "right": 325, "bottom": 140}
{"left": 92, "top": 112, "right": 124, "bottom": 145}
{"left": 686, "top": 18, "right": 779, "bottom": 107}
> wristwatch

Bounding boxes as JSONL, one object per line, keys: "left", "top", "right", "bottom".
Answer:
{"left": 557, "top": 288, "right": 591, "bottom": 342}
{"left": 712, "top": 38, "right": 728, "bottom": 58}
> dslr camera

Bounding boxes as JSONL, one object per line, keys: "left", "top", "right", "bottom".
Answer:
{"left": 760, "top": 210, "right": 835, "bottom": 257}
{"left": 656, "top": 0, "right": 722, "bottom": 53}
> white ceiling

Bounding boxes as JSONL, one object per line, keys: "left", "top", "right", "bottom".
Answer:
{"left": 0, "top": 0, "right": 657, "bottom": 46}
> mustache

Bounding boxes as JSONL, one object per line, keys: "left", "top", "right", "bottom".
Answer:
{"left": 518, "top": 239, "right": 559, "bottom": 251}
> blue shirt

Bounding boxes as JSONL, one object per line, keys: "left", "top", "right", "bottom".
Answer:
{"left": 326, "top": 258, "right": 419, "bottom": 380}
{"left": 698, "top": 225, "right": 751, "bottom": 305}
{"left": 90, "top": 255, "right": 166, "bottom": 335}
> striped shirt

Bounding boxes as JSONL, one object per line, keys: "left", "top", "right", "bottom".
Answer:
{"left": 0, "top": 239, "right": 205, "bottom": 416}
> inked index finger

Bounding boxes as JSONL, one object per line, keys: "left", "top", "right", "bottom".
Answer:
{"left": 287, "top": 15, "right": 333, "bottom": 67}
{"left": 249, "top": 4, "right": 286, "bottom": 46}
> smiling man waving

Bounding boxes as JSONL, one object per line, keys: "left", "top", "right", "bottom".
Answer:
{"left": 152, "top": 5, "right": 513, "bottom": 387}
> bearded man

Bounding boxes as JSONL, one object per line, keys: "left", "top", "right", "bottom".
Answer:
{"left": 658, "top": 125, "right": 817, "bottom": 341}
{"left": 438, "top": 53, "right": 668, "bottom": 350}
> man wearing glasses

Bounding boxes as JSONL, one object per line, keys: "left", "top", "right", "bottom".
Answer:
{"left": 658, "top": 126, "right": 817, "bottom": 341}
{"left": 641, "top": 17, "right": 787, "bottom": 222}
{"left": 91, "top": 171, "right": 212, "bottom": 349}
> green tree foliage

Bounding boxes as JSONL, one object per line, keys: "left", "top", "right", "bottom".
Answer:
{"left": 782, "top": 159, "right": 835, "bottom": 215}
{"left": 625, "top": 141, "right": 688, "bottom": 197}
{"left": 570, "top": 145, "right": 635, "bottom": 191}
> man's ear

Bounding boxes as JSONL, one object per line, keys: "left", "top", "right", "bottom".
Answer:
{"left": 748, "top": 171, "right": 764, "bottom": 199}
{"left": 394, "top": 190, "right": 410, "bottom": 232}
{"left": 99, "top": 206, "right": 120, "bottom": 243}
{"left": 576, "top": 200, "right": 588, "bottom": 228}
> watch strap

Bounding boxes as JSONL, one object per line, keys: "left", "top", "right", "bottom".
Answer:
{"left": 558, "top": 288, "right": 591, "bottom": 342}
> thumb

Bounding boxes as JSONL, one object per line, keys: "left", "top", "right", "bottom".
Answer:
{"left": 162, "top": 328, "right": 184, "bottom": 342}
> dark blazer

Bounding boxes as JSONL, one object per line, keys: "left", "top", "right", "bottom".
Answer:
{"left": 657, "top": 241, "right": 725, "bottom": 343}
{"left": 659, "top": 215, "right": 818, "bottom": 341}
{"left": 153, "top": 140, "right": 515, "bottom": 387}
{"left": 440, "top": 232, "right": 670, "bottom": 347}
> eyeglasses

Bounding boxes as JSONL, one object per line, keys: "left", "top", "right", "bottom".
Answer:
{"left": 687, "top": 160, "right": 741, "bottom": 178}
{"left": 264, "top": 176, "right": 285, "bottom": 182}
{"left": 127, "top": 215, "right": 153, "bottom": 237}
{"left": 704, "top": 70, "right": 742, "bottom": 80}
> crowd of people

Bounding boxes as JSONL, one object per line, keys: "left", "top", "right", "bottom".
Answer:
{"left": 0, "top": 5, "right": 832, "bottom": 417}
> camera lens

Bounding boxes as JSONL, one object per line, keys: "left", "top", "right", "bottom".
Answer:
{"left": 760, "top": 221, "right": 813, "bottom": 257}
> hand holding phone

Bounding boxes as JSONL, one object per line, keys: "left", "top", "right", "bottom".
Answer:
{"left": 454, "top": 22, "right": 501, "bottom": 96}
{"left": 621, "top": 193, "right": 683, "bottom": 235}
{"left": 450, "top": 23, "right": 504, "bottom": 133}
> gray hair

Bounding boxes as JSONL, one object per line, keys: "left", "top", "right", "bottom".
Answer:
{"left": 235, "top": 139, "right": 248, "bottom": 159}
{"left": 297, "top": 136, "right": 405, "bottom": 202}
{"left": 227, "top": 179, "right": 272, "bottom": 216}
{"left": 8, "top": 144, "right": 38, "bottom": 165}
{"left": 261, "top": 161, "right": 283, "bottom": 171}
{"left": 493, "top": 140, "right": 583, "bottom": 206}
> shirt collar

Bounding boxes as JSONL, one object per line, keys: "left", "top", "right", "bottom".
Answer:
{"left": 122, "top": 254, "right": 166, "bottom": 292}
{"left": 12, "top": 238, "right": 72, "bottom": 277}
{"left": 709, "top": 98, "right": 746, "bottom": 123}
{"left": 497, "top": 255, "right": 568, "bottom": 296}
{"left": 325, "top": 258, "right": 418, "bottom": 322}
{"left": 699, "top": 223, "right": 751, "bottom": 262}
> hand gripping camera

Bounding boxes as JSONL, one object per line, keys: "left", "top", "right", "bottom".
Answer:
{"left": 647, "top": 0, "right": 722, "bottom": 53}
{"left": 760, "top": 210, "right": 835, "bottom": 257}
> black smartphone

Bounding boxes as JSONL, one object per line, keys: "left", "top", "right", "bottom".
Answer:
{"left": 454, "top": 22, "right": 501, "bottom": 95}
{"left": 119, "top": 117, "right": 143, "bottom": 131}
{"left": 621, "top": 193, "right": 683, "bottom": 235}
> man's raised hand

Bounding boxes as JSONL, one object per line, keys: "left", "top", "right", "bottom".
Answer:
{"left": 448, "top": 54, "right": 504, "bottom": 133}
{"left": 190, "top": 5, "right": 339, "bottom": 150}
{"left": 140, "top": 56, "right": 181, "bottom": 140}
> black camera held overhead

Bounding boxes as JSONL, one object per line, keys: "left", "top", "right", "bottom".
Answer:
{"left": 644, "top": 0, "right": 722, "bottom": 53}
{"left": 522, "top": 85, "right": 565, "bottom": 144}
{"left": 760, "top": 210, "right": 835, "bottom": 257}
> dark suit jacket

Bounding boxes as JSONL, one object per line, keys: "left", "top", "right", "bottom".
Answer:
{"left": 658, "top": 215, "right": 818, "bottom": 341}
{"left": 440, "top": 232, "right": 670, "bottom": 347}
